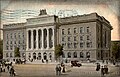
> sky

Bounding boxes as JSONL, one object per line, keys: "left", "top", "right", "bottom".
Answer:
{"left": 0, "top": 0, "right": 120, "bottom": 41}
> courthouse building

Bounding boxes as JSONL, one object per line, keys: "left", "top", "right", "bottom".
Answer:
{"left": 3, "top": 10, "right": 112, "bottom": 62}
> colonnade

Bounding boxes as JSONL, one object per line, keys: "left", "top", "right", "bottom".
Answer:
{"left": 26, "top": 27, "right": 55, "bottom": 50}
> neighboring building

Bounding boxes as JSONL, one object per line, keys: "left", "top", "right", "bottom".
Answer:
{"left": 3, "top": 23, "right": 26, "bottom": 61}
{"left": 3, "top": 10, "right": 112, "bottom": 62}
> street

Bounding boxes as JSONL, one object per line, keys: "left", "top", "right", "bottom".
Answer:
{"left": 0, "top": 63, "right": 120, "bottom": 77}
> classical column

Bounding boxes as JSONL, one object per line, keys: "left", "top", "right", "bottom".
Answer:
{"left": 41, "top": 28, "right": 44, "bottom": 49}
{"left": 36, "top": 29, "right": 38, "bottom": 50}
{"left": 47, "top": 28, "right": 49, "bottom": 49}
{"left": 52, "top": 28, "right": 55, "bottom": 48}
{"left": 31, "top": 29, "right": 33, "bottom": 50}
{"left": 26, "top": 30, "right": 29, "bottom": 50}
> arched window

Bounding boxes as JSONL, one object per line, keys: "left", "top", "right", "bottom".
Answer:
{"left": 86, "top": 52, "right": 90, "bottom": 58}
{"left": 73, "top": 52, "right": 77, "bottom": 58}
{"left": 6, "top": 53, "right": 9, "bottom": 57}
{"left": 33, "top": 52, "right": 36, "bottom": 59}
{"left": 10, "top": 53, "right": 12, "bottom": 57}
{"left": 29, "top": 53, "right": 31, "bottom": 58}
{"left": 49, "top": 53, "right": 52, "bottom": 60}
{"left": 80, "top": 52, "right": 84, "bottom": 58}
{"left": 67, "top": 52, "right": 71, "bottom": 58}
{"left": 38, "top": 53, "right": 41, "bottom": 60}
{"left": 43, "top": 52, "right": 47, "bottom": 60}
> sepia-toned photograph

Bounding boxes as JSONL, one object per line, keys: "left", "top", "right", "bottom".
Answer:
{"left": 0, "top": 0, "right": 120, "bottom": 77}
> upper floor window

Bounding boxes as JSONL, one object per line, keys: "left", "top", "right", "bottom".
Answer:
{"left": 6, "top": 45, "right": 9, "bottom": 50}
{"left": 14, "top": 33, "right": 16, "bottom": 39}
{"left": 62, "top": 37, "right": 65, "bottom": 42}
{"left": 74, "top": 28, "right": 77, "bottom": 34}
{"left": 10, "top": 33, "right": 12, "bottom": 39}
{"left": 74, "top": 36, "right": 77, "bottom": 41}
{"left": 18, "top": 33, "right": 20, "bottom": 38}
{"left": 87, "top": 35, "right": 90, "bottom": 40}
{"left": 86, "top": 42, "right": 92, "bottom": 48}
{"left": 22, "top": 33, "right": 24, "bottom": 38}
{"left": 10, "top": 53, "right": 13, "bottom": 57}
{"left": 10, "top": 41, "right": 12, "bottom": 44}
{"left": 62, "top": 43, "right": 65, "bottom": 48}
{"left": 62, "top": 29, "right": 65, "bottom": 35}
{"left": 87, "top": 27, "right": 90, "bottom": 33}
{"left": 80, "top": 27, "right": 84, "bottom": 33}
{"left": 14, "top": 41, "right": 16, "bottom": 44}
{"left": 68, "top": 28, "right": 71, "bottom": 34}
{"left": 87, "top": 42, "right": 90, "bottom": 48}
{"left": 68, "top": 37, "right": 70, "bottom": 41}
{"left": 80, "top": 42, "right": 84, "bottom": 48}
{"left": 7, "top": 34, "right": 9, "bottom": 39}
{"left": 80, "top": 36, "right": 83, "bottom": 41}
{"left": 6, "top": 53, "right": 9, "bottom": 57}
{"left": 67, "top": 43, "right": 71, "bottom": 48}
{"left": 6, "top": 41, "right": 9, "bottom": 44}
{"left": 74, "top": 43, "right": 77, "bottom": 48}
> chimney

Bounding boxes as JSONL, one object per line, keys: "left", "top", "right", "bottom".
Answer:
{"left": 39, "top": 9, "right": 47, "bottom": 16}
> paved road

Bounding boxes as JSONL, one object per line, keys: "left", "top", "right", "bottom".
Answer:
{"left": 0, "top": 63, "right": 120, "bottom": 77}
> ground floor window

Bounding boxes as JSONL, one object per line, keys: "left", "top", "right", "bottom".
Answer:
{"left": 43, "top": 52, "right": 47, "bottom": 60}
{"left": 86, "top": 52, "right": 90, "bottom": 58}
{"left": 67, "top": 52, "right": 71, "bottom": 58}
{"left": 38, "top": 53, "right": 41, "bottom": 60}
{"left": 80, "top": 52, "right": 84, "bottom": 58}
{"left": 73, "top": 52, "right": 77, "bottom": 58}
{"left": 33, "top": 53, "right": 36, "bottom": 59}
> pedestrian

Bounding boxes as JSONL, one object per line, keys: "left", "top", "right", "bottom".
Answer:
{"left": 104, "top": 65, "right": 108, "bottom": 74}
{"left": 7, "top": 65, "right": 10, "bottom": 71}
{"left": 10, "top": 66, "right": 15, "bottom": 76}
{"left": 42, "top": 59, "right": 44, "bottom": 63}
{"left": 58, "top": 65, "right": 61, "bottom": 75}
{"left": 62, "top": 64, "right": 65, "bottom": 73}
{"left": 55, "top": 64, "right": 59, "bottom": 76}
{"left": 101, "top": 66, "right": 105, "bottom": 76}
{"left": 0, "top": 64, "right": 2, "bottom": 72}
{"left": 96, "top": 63, "right": 100, "bottom": 71}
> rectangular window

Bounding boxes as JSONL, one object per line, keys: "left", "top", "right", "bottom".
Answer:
{"left": 74, "top": 36, "right": 77, "bottom": 41}
{"left": 6, "top": 45, "right": 9, "bottom": 50}
{"left": 62, "top": 37, "right": 65, "bottom": 41}
{"left": 80, "top": 42, "right": 84, "bottom": 48}
{"left": 74, "top": 28, "right": 77, "bottom": 34}
{"left": 11, "top": 33, "right": 12, "bottom": 39}
{"left": 62, "top": 43, "right": 65, "bottom": 47}
{"left": 87, "top": 42, "right": 90, "bottom": 48}
{"left": 62, "top": 29, "right": 64, "bottom": 35}
{"left": 74, "top": 43, "right": 77, "bottom": 48}
{"left": 14, "top": 33, "right": 16, "bottom": 39}
{"left": 68, "top": 28, "right": 71, "bottom": 34}
{"left": 68, "top": 43, "right": 71, "bottom": 48}
{"left": 7, "top": 34, "right": 9, "bottom": 39}
{"left": 87, "top": 27, "right": 90, "bottom": 33}
{"left": 80, "top": 27, "right": 84, "bottom": 33}
{"left": 80, "top": 36, "right": 83, "bottom": 41}
{"left": 87, "top": 35, "right": 90, "bottom": 40}
{"left": 68, "top": 37, "right": 70, "bottom": 41}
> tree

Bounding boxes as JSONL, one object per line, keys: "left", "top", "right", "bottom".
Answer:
{"left": 0, "top": 40, "right": 3, "bottom": 59}
{"left": 54, "top": 44, "right": 63, "bottom": 61}
{"left": 14, "top": 47, "right": 20, "bottom": 57}
{"left": 111, "top": 41, "right": 120, "bottom": 61}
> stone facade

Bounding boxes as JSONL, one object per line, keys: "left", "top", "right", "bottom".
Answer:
{"left": 3, "top": 11, "right": 112, "bottom": 62}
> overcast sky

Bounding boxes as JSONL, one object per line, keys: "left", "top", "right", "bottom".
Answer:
{"left": 0, "top": 0, "right": 120, "bottom": 40}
